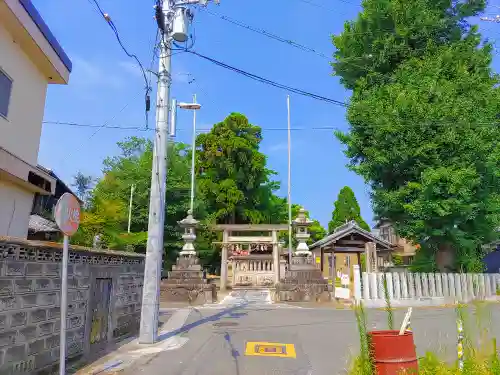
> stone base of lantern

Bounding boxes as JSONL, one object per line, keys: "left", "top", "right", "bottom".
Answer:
{"left": 275, "top": 255, "right": 330, "bottom": 302}
{"left": 160, "top": 254, "right": 217, "bottom": 304}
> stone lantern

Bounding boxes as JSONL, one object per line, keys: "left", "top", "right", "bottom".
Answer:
{"left": 292, "top": 207, "right": 312, "bottom": 256}
{"left": 178, "top": 209, "right": 198, "bottom": 257}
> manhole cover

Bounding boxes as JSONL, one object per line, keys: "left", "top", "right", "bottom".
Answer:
{"left": 213, "top": 322, "right": 239, "bottom": 327}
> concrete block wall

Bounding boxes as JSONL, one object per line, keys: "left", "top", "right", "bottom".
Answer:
{"left": 0, "top": 238, "right": 145, "bottom": 374}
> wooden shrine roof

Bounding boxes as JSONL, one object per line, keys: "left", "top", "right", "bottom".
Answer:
{"left": 310, "top": 221, "right": 394, "bottom": 252}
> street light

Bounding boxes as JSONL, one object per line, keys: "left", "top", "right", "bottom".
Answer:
{"left": 178, "top": 102, "right": 201, "bottom": 110}
{"left": 172, "top": 95, "right": 201, "bottom": 212}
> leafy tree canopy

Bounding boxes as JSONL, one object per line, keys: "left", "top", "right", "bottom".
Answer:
{"left": 72, "top": 137, "right": 193, "bottom": 270}
{"left": 196, "top": 113, "right": 281, "bottom": 224}
{"left": 328, "top": 186, "right": 370, "bottom": 233}
{"left": 71, "top": 114, "right": 326, "bottom": 272}
{"left": 71, "top": 171, "right": 94, "bottom": 204}
{"left": 333, "top": 0, "right": 486, "bottom": 89}
{"left": 334, "top": 0, "right": 500, "bottom": 271}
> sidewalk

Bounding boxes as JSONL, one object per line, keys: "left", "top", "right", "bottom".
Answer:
{"left": 75, "top": 290, "right": 233, "bottom": 375}
{"left": 74, "top": 307, "right": 193, "bottom": 375}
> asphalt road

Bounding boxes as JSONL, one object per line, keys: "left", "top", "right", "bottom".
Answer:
{"left": 125, "top": 291, "right": 500, "bottom": 375}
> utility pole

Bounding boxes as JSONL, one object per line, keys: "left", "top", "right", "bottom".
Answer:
{"left": 140, "top": 0, "right": 219, "bottom": 345}
{"left": 139, "top": 0, "right": 172, "bottom": 345}
{"left": 287, "top": 95, "right": 292, "bottom": 266}
{"left": 190, "top": 94, "right": 197, "bottom": 212}
{"left": 128, "top": 184, "right": 135, "bottom": 233}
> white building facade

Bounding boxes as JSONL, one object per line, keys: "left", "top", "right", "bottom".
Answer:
{"left": 0, "top": 0, "right": 72, "bottom": 237}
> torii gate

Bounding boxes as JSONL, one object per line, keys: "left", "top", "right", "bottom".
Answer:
{"left": 213, "top": 224, "right": 288, "bottom": 290}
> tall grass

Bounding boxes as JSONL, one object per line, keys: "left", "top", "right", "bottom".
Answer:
{"left": 348, "top": 302, "right": 500, "bottom": 375}
{"left": 382, "top": 274, "right": 394, "bottom": 330}
{"left": 350, "top": 302, "right": 373, "bottom": 375}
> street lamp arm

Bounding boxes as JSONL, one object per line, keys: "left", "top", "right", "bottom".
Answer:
{"left": 178, "top": 102, "right": 202, "bottom": 110}
{"left": 175, "top": 0, "right": 220, "bottom": 6}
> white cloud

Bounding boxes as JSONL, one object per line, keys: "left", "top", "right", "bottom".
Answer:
{"left": 173, "top": 71, "right": 195, "bottom": 84}
{"left": 118, "top": 61, "right": 145, "bottom": 79}
{"left": 268, "top": 142, "right": 289, "bottom": 152}
{"left": 119, "top": 60, "right": 193, "bottom": 85}
{"left": 70, "top": 56, "right": 124, "bottom": 89}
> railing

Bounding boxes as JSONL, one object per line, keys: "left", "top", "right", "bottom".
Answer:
{"left": 291, "top": 256, "right": 314, "bottom": 266}
{"left": 352, "top": 265, "right": 499, "bottom": 304}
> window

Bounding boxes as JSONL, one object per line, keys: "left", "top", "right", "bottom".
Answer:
{"left": 380, "top": 226, "right": 390, "bottom": 242}
{"left": 0, "top": 69, "right": 12, "bottom": 118}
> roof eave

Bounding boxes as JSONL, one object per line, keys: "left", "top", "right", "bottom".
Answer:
{"left": 310, "top": 222, "right": 394, "bottom": 250}
{"left": 2, "top": 0, "right": 71, "bottom": 84}
{"left": 18, "top": 0, "right": 72, "bottom": 72}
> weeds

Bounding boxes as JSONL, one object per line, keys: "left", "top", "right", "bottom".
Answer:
{"left": 349, "top": 302, "right": 500, "bottom": 375}
{"left": 351, "top": 302, "right": 372, "bottom": 375}
{"left": 382, "top": 274, "right": 394, "bottom": 330}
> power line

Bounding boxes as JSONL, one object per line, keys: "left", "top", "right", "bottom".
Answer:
{"left": 86, "top": 0, "right": 152, "bottom": 128}
{"left": 43, "top": 121, "right": 150, "bottom": 131}
{"left": 45, "top": 120, "right": 500, "bottom": 132}
{"left": 296, "top": 0, "right": 359, "bottom": 12}
{"left": 43, "top": 120, "right": 344, "bottom": 132}
{"left": 185, "top": 50, "right": 348, "bottom": 107}
{"left": 202, "top": 8, "right": 329, "bottom": 59}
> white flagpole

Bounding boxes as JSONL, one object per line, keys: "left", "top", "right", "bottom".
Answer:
{"left": 287, "top": 95, "right": 292, "bottom": 266}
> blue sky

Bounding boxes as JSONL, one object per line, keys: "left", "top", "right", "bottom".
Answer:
{"left": 33, "top": 0, "right": 500, "bottom": 229}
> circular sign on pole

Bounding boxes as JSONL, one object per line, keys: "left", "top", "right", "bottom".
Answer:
{"left": 54, "top": 193, "right": 81, "bottom": 236}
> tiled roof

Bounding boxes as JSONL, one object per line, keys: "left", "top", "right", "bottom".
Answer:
{"left": 310, "top": 220, "right": 394, "bottom": 250}
{"left": 28, "top": 214, "right": 59, "bottom": 233}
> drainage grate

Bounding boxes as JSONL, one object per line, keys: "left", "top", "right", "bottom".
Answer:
{"left": 213, "top": 322, "right": 239, "bottom": 327}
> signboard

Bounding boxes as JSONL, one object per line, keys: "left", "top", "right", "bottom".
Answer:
{"left": 335, "top": 287, "right": 351, "bottom": 300}
{"left": 341, "top": 274, "right": 350, "bottom": 286}
{"left": 315, "top": 257, "right": 321, "bottom": 264}
{"left": 54, "top": 193, "right": 80, "bottom": 236}
{"left": 53, "top": 193, "right": 80, "bottom": 375}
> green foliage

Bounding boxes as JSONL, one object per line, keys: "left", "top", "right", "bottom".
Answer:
{"left": 329, "top": 186, "right": 370, "bottom": 233}
{"left": 196, "top": 113, "right": 279, "bottom": 224}
{"left": 71, "top": 114, "right": 325, "bottom": 273}
{"left": 350, "top": 303, "right": 500, "bottom": 375}
{"left": 333, "top": 0, "right": 500, "bottom": 271}
{"left": 392, "top": 254, "right": 404, "bottom": 266}
{"left": 72, "top": 137, "right": 193, "bottom": 270}
{"left": 70, "top": 196, "right": 129, "bottom": 249}
{"left": 382, "top": 274, "right": 394, "bottom": 330}
{"left": 71, "top": 171, "right": 94, "bottom": 204}
{"left": 351, "top": 302, "right": 372, "bottom": 375}
{"left": 332, "top": 0, "right": 486, "bottom": 90}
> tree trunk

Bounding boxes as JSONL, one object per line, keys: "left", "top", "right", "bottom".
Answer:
{"left": 436, "top": 244, "right": 455, "bottom": 272}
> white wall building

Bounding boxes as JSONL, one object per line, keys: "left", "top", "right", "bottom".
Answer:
{"left": 0, "top": 0, "right": 72, "bottom": 238}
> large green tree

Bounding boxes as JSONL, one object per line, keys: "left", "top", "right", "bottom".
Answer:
{"left": 196, "top": 113, "right": 281, "bottom": 224}
{"left": 333, "top": 0, "right": 486, "bottom": 89}
{"left": 72, "top": 137, "right": 194, "bottom": 270}
{"left": 328, "top": 186, "right": 370, "bottom": 233}
{"left": 71, "top": 114, "right": 326, "bottom": 273}
{"left": 71, "top": 171, "right": 94, "bottom": 204}
{"left": 333, "top": 0, "right": 500, "bottom": 271}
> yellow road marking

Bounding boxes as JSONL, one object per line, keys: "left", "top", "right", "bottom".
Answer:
{"left": 245, "top": 342, "right": 296, "bottom": 358}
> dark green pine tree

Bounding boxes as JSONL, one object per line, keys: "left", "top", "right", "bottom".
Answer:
{"left": 328, "top": 186, "right": 370, "bottom": 233}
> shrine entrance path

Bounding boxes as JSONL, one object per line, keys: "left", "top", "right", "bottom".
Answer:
{"left": 123, "top": 299, "right": 491, "bottom": 375}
